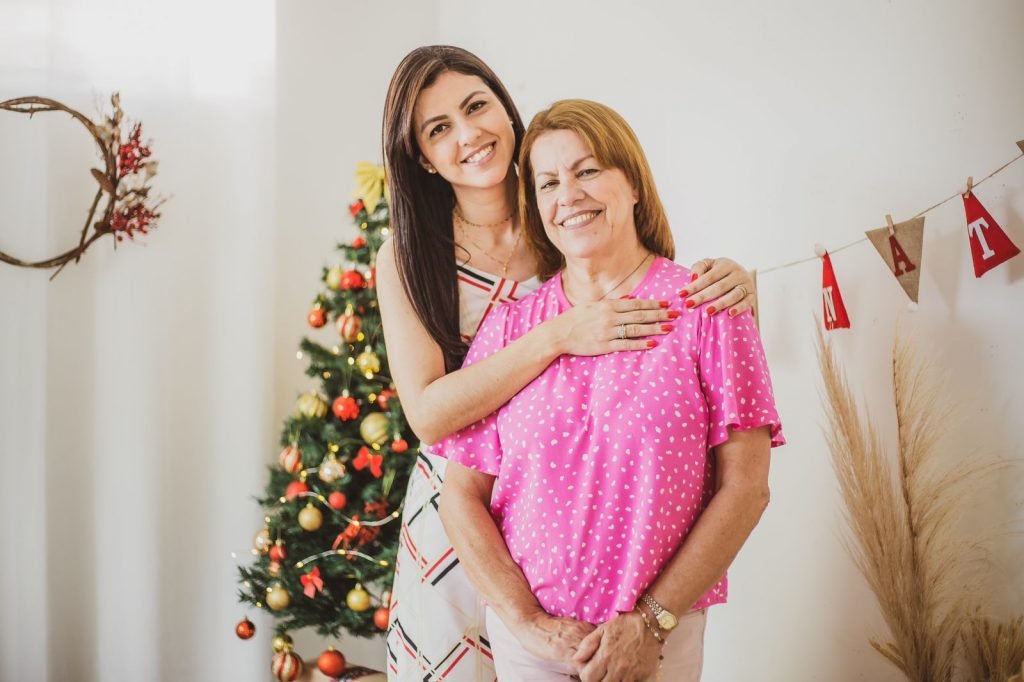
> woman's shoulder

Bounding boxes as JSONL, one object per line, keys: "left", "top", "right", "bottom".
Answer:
{"left": 647, "top": 256, "right": 692, "bottom": 292}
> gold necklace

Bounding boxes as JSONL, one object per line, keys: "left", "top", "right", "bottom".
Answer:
{"left": 453, "top": 205, "right": 513, "bottom": 228}
{"left": 564, "top": 251, "right": 653, "bottom": 302}
{"left": 453, "top": 210, "right": 523, "bottom": 278}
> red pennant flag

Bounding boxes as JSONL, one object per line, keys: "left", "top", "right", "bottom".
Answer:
{"left": 821, "top": 252, "right": 851, "bottom": 330}
{"left": 963, "top": 192, "right": 1020, "bottom": 277}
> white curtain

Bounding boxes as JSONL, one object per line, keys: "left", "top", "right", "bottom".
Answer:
{"left": 1, "top": 1, "right": 276, "bottom": 679}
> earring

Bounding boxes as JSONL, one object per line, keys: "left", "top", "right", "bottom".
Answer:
{"left": 427, "top": 167, "right": 437, "bottom": 174}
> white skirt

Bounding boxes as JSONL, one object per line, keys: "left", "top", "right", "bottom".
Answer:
{"left": 385, "top": 452, "right": 497, "bottom": 681}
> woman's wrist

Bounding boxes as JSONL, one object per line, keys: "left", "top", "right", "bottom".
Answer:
{"left": 536, "top": 315, "right": 570, "bottom": 358}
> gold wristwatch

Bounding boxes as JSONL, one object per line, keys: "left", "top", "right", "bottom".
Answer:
{"left": 639, "top": 593, "right": 678, "bottom": 631}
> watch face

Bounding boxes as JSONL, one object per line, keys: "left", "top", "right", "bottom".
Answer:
{"left": 656, "top": 611, "right": 678, "bottom": 631}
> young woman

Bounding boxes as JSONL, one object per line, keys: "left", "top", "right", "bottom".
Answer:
{"left": 377, "top": 46, "right": 757, "bottom": 682}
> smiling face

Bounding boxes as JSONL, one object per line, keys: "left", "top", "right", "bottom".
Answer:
{"left": 530, "top": 129, "right": 639, "bottom": 263}
{"left": 413, "top": 71, "right": 516, "bottom": 192}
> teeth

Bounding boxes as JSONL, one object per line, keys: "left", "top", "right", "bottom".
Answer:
{"left": 464, "top": 143, "right": 494, "bottom": 164}
{"left": 562, "top": 211, "right": 598, "bottom": 227}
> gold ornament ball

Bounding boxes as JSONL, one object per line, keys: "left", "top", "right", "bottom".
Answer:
{"left": 296, "top": 393, "right": 328, "bottom": 420}
{"left": 346, "top": 584, "right": 371, "bottom": 612}
{"left": 325, "top": 266, "right": 344, "bottom": 291}
{"left": 271, "top": 633, "right": 293, "bottom": 653}
{"left": 271, "top": 650, "right": 304, "bottom": 682}
{"left": 254, "top": 527, "right": 272, "bottom": 555}
{"left": 266, "top": 583, "right": 291, "bottom": 611}
{"left": 356, "top": 350, "right": 381, "bottom": 374}
{"left": 298, "top": 503, "right": 323, "bottom": 532}
{"left": 317, "top": 454, "right": 346, "bottom": 483}
{"left": 359, "top": 412, "right": 390, "bottom": 446}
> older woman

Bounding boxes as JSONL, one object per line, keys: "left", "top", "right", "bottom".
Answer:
{"left": 436, "top": 99, "right": 785, "bottom": 681}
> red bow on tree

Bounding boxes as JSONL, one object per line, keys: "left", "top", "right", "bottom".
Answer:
{"left": 301, "top": 566, "right": 324, "bottom": 598}
{"left": 353, "top": 446, "right": 383, "bottom": 478}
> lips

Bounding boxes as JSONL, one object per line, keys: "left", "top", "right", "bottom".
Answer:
{"left": 461, "top": 142, "right": 495, "bottom": 164}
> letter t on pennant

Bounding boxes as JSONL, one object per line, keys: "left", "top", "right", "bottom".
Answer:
{"left": 963, "top": 192, "right": 1021, "bottom": 277}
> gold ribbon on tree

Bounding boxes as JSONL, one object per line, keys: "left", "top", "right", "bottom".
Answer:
{"left": 353, "top": 161, "right": 388, "bottom": 214}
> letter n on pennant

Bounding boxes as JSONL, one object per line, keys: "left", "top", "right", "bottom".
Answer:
{"left": 963, "top": 192, "right": 1020, "bottom": 277}
{"left": 821, "top": 252, "right": 850, "bottom": 330}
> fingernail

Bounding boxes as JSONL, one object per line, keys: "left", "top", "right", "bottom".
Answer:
{"left": 729, "top": 308, "right": 738, "bottom": 318}
{"left": 685, "top": 300, "right": 696, "bottom": 309}
{"left": 661, "top": 324, "right": 673, "bottom": 332}
{"left": 666, "top": 310, "right": 680, "bottom": 319}
{"left": 678, "top": 289, "right": 689, "bottom": 298}
{"left": 691, "top": 273, "right": 699, "bottom": 282}
{"left": 658, "top": 300, "right": 670, "bottom": 308}
{"left": 647, "top": 340, "right": 658, "bottom": 348}
{"left": 620, "top": 295, "right": 632, "bottom": 299}
{"left": 707, "top": 305, "right": 717, "bottom": 316}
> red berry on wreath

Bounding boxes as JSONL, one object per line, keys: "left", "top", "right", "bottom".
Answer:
{"left": 392, "top": 439, "right": 408, "bottom": 453}
{"left": 328, "top": 491, "right": 347, "bottom": 509}
{"left": 235, "top": 617, "right": 256, "bottom": 639}
{"left": 307, "top": 308, "right": 326, "bottom": 328}
{"left": 317, "top": 647, "right": 347, "bottom": 677}
{"left": 373, "top": 606, "right": 391, "bottom": 630}
{"left": 285, "top": 481, "right": 309, "bottom": 501}
{"left": 332, "top": 396, "right": 359, "bottom": 421}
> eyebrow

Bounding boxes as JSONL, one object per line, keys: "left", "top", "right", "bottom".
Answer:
{"left": 419, "top": 90, "right": 487, "bottom": 135}
{"left": 535, "top": 155, "right": 595, "bottom": 179}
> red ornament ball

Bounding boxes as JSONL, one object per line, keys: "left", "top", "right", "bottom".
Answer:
{"left": 268, "top": 542, "right": 287, "bottom": 563}
{"left": 376, "top": 389, "right": 396, "bottom": 410}
{"left": 348, "top": 200, "right": 364, "bottom": 216}
{"left": 352, "top": 235, "right": 366, "bottom": 248}
{"left": 373, "top": 607, "right": 391, "bottom": 631}
{"left": 365, "top": 266, "right": 376, "bottom": 288}
{"left": 235, "top": 617, "right": 256, "bottom": 639}
{"left": 317, "top": 647, "right": 347, "bottom": 677}
{"left": 392, "top": 439, "right": 408, "bottom": 453}
{"left": 285, "top": 481, "right": 309, "bottom": 501}
{"left": 340, "top": 270, "right": 365, "bottom": 290}
{"left": 328, "top": 491, "right": 347, "bottom": 509}
{"left": 307, "top": 308, "right": 326, "bottom": 328}
{"left": 332, "top": 396, "right": 359, "bottom": 421}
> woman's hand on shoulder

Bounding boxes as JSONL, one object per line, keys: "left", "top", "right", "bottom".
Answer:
{"left": 684, "top": 256, "right": 756, "bottom": 318}
{"left": 548, "top": 298, "right": 677, "bottom": 356}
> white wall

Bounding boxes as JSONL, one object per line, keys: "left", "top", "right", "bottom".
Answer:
{"left": 428, "top": 0, "right": 1024, "bottom": 680}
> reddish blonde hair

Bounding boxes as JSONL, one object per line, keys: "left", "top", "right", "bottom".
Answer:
{"left": 517, "top": 99, "right": 675, "bottom": 280}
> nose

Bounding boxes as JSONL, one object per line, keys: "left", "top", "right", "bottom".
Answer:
{"left": 557, "top": 175, "right": 584, "bottom": 207}
{"left": 458, "top": 122, "right": 482, "bottom": 148}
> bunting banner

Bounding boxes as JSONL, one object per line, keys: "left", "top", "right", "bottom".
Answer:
{"left": 821, "top": 252, "right": 851, "bottom": 330}
{"left": 963, "top": 191, "right": 1021, "bottom": 278}
{"left": 865, "top": 217, "right": 925, "bottom": 302}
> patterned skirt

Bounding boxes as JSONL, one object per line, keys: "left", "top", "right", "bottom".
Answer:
{"left": 386, "top": 452, "right": 497, "bottom": 681}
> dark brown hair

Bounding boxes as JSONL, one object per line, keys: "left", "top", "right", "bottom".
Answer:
{"left": 382, "top": 46, "right": 526, "bottom": 372}
{"left": 517, "top": 99, "right": 675, "bottom": 281}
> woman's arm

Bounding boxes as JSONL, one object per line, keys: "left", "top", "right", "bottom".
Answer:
{"left": 439, "top": 462, "right": 596, "bottom": 667}
{"left": 574, "top": 426, "right": 772, "bottom": 680}
{"left": 375, "top": 239, "right": 670, "bottom": 444}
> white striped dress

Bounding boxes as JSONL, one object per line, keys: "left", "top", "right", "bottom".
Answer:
{"left": 385, "top": 262, "right": 540, "bottom": 682}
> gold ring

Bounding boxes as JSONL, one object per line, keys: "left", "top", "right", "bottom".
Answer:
{"left": 735, "top": 284, "right": 748, "bottom": 299}
{"left": 618, "top": 323, "right": 627, "bottom": 340}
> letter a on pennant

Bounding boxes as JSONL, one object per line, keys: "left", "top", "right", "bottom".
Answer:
{"left": 821, "top": 252, "right": 851, "bottom": 330}
{"left": 963, "top": 192, "right": 1020, "bottom": 277}
{"left": 865, "top": 216, "right": 925, "bottom": 302}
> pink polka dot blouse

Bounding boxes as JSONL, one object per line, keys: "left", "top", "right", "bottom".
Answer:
{"left": 434, "top": 256, "right": 785, "bottom": 624}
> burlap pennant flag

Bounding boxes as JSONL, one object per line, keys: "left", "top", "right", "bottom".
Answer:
{"left": 865, "top": 216, "right": 925, "bottom": 302}
{"left": 821, "top": 252, "right": 851, "bottom": 330}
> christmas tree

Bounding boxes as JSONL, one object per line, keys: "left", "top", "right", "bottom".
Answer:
{"left": 236, "top": 164, "right": 414, "bottom": 675}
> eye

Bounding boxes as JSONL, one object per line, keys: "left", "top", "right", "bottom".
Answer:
{"left": 467, "top": 100, "right": 487, "bottom": 114}
{"left": 538, "top": 179, "right": 558, "bottom": 191}
{"left": 578, "top": 168, "right": 600, "bottom": 178}
{"left": 428, "top": 123, "right": 448, "bottom": 138}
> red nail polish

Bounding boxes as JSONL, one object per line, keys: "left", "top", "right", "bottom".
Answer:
{"left": 707, "top": 305, "right": 717, "bottom": 316}
{"left": 658, "top": 300, "right": 670, "bottom": 308}
{"left": 667, "top": 310, "right": 680, "bottom": 319}
{"left": 691, "top": 273, "right": 699, "bottom": 282}
{"left": 685, "top": 300, "right": 696, "bottom": 309}
{"left": 647, "top": 340, "right": 658, "bottom": 348}
{"left": 678, "top": 289, "right": 688, "bottom": 298}
{"left": 661, "top": 324, "right": 673, "bottom": 332}
{"left": 620, "top": 294, "right": 632, "bottom": 299}
{"left": 729, "top": 308, "right": 738, "bottom": 318}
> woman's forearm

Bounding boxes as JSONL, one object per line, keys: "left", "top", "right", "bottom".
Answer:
{"left": 438, "top": 483, "right": 545, "bottom": 628}
{"left": 410, "top": 321, "right": 562, "bottom": 444}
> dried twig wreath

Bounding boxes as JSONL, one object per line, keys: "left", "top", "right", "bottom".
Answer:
{"left": 0, "top": 93, "right": 164, "bottom": 279}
